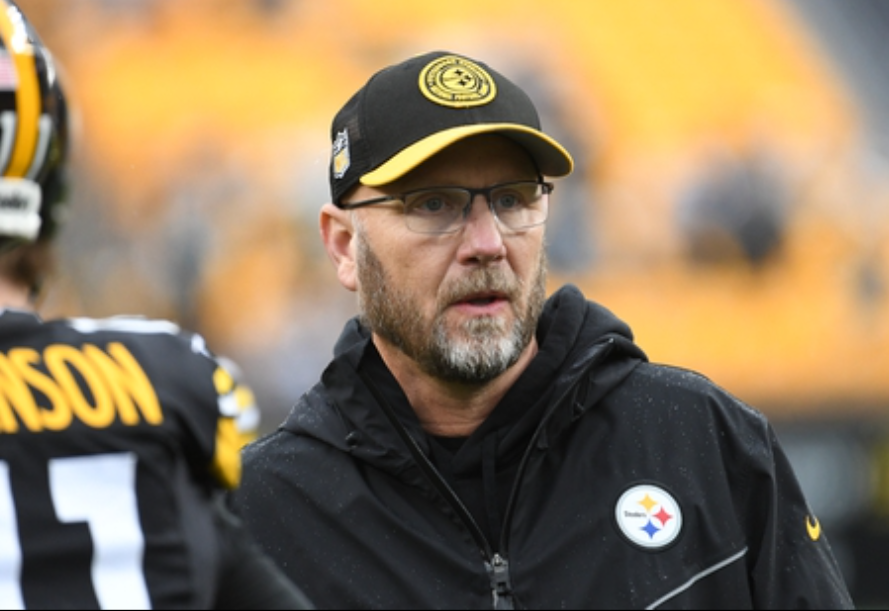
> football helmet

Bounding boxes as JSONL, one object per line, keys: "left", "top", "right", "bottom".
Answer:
{"left": 0, "top": 0, "right": 68, "bottom": 245}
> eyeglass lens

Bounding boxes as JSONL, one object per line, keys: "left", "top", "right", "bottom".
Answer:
{"left": 402, "top": 181, "right": 549, "bottom": 234}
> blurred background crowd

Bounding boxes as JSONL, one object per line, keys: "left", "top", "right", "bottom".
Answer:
{"left": 15, "top": 0, "right": 889, "bottom": 606}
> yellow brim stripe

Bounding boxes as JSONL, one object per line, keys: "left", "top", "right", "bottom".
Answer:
{"left": 360, "top": 123, "right": 575, "bottom": 187}
{"left": 0, "top": 7, "right": 40, "bottom": 178}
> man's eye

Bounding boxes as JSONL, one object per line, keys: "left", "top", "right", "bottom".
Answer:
{"left": 420, "top": 196, "right": 447, "bottom": 212}
{"left": 495, "top": 192, "right": 522, "bottom": 210}
{"left": 408, "top": 192, "right": 456, "bottom": 215}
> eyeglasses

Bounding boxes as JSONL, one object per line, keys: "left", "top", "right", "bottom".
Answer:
{"left": 336, "top": 179, "right": 554, "bottom": 235}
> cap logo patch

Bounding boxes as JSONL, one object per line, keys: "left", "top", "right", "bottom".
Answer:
{"left": 332, "top": 129, "right": 350, "bottom": 179}
{"left": 615, "top": 484, "right": 683, "bottom": 550}
{"left": 419, "top": 55, "right": 496, "bottom": 108}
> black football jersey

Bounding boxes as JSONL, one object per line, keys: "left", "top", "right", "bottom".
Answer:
{"left": 0, "top": 309, "right": 245, "bottom": 609}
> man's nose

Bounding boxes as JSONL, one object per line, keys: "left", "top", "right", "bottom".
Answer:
{"left": 458, "top": 195, "right": 506, "bottom": 262}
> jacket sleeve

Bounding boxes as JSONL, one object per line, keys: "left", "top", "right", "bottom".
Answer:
{"left": 744, "top": 419, "right": 855, "bottom": 609}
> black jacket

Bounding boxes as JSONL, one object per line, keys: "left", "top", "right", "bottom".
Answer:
{"left": 233, "top": 285, "right": 854, "bottom": 609}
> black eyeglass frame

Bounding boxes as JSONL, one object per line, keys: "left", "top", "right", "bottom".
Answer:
{"left": 335, "top": 178, "right": 555, "bottom": 234}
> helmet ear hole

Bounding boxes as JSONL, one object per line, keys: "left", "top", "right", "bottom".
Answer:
{"left": 0, "top": 0, "right": 70, "bottom": 244}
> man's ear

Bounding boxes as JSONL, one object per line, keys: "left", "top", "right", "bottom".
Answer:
{"left": 319, "top": 202, "right": 358, "bottom": 292}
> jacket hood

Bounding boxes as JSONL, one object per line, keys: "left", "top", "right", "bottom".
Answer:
{"left": 281, "top": 284, "right": 646, "bottom": 469}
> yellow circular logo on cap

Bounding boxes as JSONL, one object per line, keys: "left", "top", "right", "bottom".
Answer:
{"left": 419, "top": 55, "right": 497, "bottom": 108}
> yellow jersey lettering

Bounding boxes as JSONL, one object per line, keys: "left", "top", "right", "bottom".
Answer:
{"left": 0, "top": 343, "right": 164, "bottom": 433}
{"left": 84, "top": 343, "right": 162, "bottom": 426}
{"left": 44, "top": 345, "right": 115, "bottom": 429}
{"left": 7, "top": 348, "right": 72, "bottom": 431}
{"left": 0, "top": 352, "right": 43, "bottom": 433}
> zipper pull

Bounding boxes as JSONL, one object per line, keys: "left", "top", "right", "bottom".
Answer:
{"left": 487, "top": 553, "right": 515, "bottom": 610}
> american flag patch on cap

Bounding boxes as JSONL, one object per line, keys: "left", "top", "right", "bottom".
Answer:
{"left": 0, "top": 51, "right": 18, "bottom": 90}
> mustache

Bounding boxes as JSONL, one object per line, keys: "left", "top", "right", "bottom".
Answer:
{"left": 438, "top": 267, "right": 522, "bottom": 309}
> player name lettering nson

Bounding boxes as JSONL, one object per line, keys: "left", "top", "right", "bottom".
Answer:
{"left": 0, "top": 342, "right": 163, "bottom": 434}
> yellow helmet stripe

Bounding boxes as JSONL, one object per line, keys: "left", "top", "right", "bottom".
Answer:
{"left": 0, "top": 4, "right": 40, "bottom": 178}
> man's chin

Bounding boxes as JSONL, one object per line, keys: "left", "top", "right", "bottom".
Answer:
{"left": 449, "top": 310, "right": 512, "bottom": 334}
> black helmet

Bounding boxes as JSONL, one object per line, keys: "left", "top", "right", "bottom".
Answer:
{"left": 0, "top": 0, "right": 68, "bottom": 244}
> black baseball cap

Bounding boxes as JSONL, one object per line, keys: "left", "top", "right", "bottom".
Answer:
{"left": 329, "top": 50, "right": 574, "bottom": 203}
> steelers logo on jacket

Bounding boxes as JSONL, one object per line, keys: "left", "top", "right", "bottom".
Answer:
{"left": 614, "top": 483, "right": 683, "bottom": 550}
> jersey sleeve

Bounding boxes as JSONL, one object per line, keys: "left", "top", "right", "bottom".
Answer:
{"left": 135, "top": 326, "right": 252, "bottom": 492}
{"left": 215, "top": 355, "right": 261, "bottom": 448}
{"left": 210, "top": 365, "right": 245, "bottom": 490}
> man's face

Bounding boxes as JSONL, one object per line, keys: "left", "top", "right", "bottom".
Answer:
{"left": 350, "top": 135, "right": 549, "bottom": 385}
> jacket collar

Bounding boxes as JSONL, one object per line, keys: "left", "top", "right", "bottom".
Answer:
{"left": 282, "top": 285, "right": 647, "bottom": 472}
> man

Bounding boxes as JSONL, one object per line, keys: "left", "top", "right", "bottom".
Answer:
{"left": 0, "top": 2, "right": 312, "bottom": 608}
{"left": 232, "top": 50, "right": 854, "bottom": 609}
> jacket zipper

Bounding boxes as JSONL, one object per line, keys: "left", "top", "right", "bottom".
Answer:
{"left": 498, "top": 339, "right": 616, "bottom": 548}
{"left": 488, "top": 553, "right": 514, "bottom": 610}
{"left": 358, "top": 339, "right": 614, "bottom": 610}
{"left": 360, "top": 371, "right": 515, "bottom": 609}
{"left": 491, "top": 339, "right": 616, "bottom": 606}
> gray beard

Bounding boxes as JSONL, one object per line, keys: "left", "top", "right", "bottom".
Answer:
{"left": 356, "top": 232, "right": 547, "bottom": 385}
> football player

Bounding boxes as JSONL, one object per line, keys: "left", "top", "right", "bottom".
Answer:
{"left": 0, "top": 1, "right": 311, "bottom": 608}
